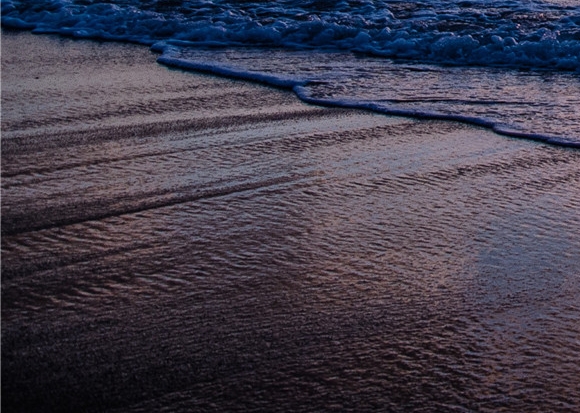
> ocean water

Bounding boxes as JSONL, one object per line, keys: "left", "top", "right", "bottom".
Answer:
{"left": 2, "top": 20, "right": 580, "bottom": 413}
{"left": 2, "top": 0, "right": 580, "bottom": 145}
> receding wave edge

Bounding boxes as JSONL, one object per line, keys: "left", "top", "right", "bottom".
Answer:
{"left": 156, "top": 54, "right": 580, "bottom": 150}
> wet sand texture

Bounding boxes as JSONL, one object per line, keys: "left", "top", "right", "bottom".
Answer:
{"left": 2, "top": 32, "right": 580, "bottom": 413}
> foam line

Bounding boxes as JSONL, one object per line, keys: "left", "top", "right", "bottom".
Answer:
{"left": 157, "top": 55, "right": 580, "bottom": 150}
{"left": 2, "top": 0, "right": 578, "bottom": 144}
{"left": 3, "top": 0, "right": 580, "bottom": 71}
{"left": 155, "top": 56, "right": 307, "bottom": 90}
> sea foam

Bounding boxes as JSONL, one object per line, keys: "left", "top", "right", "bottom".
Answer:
{"left": 3, "top": 0, "right": 580, "bottom": 145}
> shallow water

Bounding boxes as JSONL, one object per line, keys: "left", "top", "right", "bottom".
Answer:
{"left": 160, "top": 46, "right": 580, "bottom": 142}
{"left": 3, "top": 0, "right": 580, "bottom": 143}
{"left": 2, "top": 33, "right": 580, "bottom": 413}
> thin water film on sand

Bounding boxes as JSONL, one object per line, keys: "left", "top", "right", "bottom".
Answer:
{"left": 2, "top": 33, "right": 580, "bottom": 413}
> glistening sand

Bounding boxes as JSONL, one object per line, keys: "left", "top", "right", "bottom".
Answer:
{"left": 2, "top": 31, "right": 580, "bottom": 413}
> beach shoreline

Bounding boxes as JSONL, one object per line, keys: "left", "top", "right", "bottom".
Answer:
{"left": 2, "top": 31, "right": 580, "bottom": 413}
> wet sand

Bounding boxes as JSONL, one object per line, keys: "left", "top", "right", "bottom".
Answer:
{"left": 2, "top": 31, "right": 580, "bottom": 412}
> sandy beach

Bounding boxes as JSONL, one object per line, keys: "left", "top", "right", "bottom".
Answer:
{"left": 2, "top": 31, "right": 580, "bottom": 412}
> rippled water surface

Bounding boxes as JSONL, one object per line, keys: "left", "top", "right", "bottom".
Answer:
{"left": 3, "top": 0, "right": 580, "bottom": 142}
{"left": 2, "top": 33, "right": 580, "bottom": 413}
{"left": 163, "top": 46, "right": 580, "bottom": 142}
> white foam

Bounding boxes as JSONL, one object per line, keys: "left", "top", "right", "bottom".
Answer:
{"left": 157, "top": 55, "right": 307, "bottom": 90}
{"left": 156, "top": 49, "right": 580, "bottom": 148}
{"left": 3, "top": 0, "right": 580, "bottom": 71}
{"left": 3, "top": 0, "right": 579, "bottom": 146}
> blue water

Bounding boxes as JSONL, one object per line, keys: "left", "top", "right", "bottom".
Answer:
{"left": 2, "top": 0, "right": 580, "bottom": 145}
